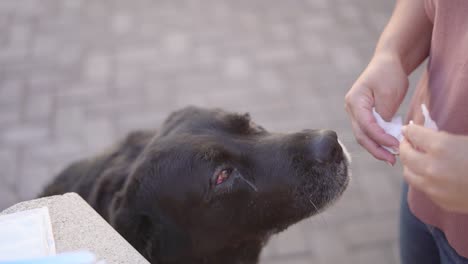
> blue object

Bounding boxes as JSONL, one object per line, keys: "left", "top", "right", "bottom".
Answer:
{"left": 0, "top": 251, "right": 97, "bottom": 264}
{"left": 400, "top": 182, "right": 468, "bottom": 264}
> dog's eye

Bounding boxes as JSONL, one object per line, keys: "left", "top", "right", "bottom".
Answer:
{"left": 215, "top": 168, "right": 233, "bottom": 185}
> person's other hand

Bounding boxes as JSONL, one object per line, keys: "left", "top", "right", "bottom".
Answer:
{"left": 345, "top": 54, "right": 408, "bottom": 165}
{"left": 400, "top": 124, "right": 468, "bottom": 214}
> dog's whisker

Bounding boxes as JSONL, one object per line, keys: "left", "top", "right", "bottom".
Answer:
{"left": 238, "top": 175, "right": 258, "bottom": 192}
{"left": 308, "top": 197, "right": 319, "bottom": 211}
{"left": 308, "top": 195, "right": 329, "bottom": 226}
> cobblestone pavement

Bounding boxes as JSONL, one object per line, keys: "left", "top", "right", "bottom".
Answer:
{"left": 0, "top": 0, "right": 423, "bottom": 263}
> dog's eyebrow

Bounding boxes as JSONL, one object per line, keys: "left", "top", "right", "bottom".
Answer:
{"left": 197, "top": 146, "right": 230, "bottom": 162}
{"left": 224, "top": 114, "right": 251, "bottom": 132}
{"left": 223, "top": 113, "right": 267, "bottom": 136}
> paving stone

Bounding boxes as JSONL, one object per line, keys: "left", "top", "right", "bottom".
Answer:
{"left": 17, "top": 161, "right": 51, "bottom": 199}
{"left": 162, "top": 32, "right": 190, "bottom": 56}
{"left": 56, "top": 82, "right": 109, "bottom": 107}
{"left": 0, "top": 186, "right": 20, "bottom": 212}
{"left": 27, "top": 139, "right": 84, "bottom": 162}
{"left": 341, "top": 214, "right": 399, "bottom": 248}
{"left": 84, "top": 118, "right": 115, "bottom": 154}
{"left": 112, "top": 12, "right": 133, "bottom": 35}
{"left": 268, "top": 223, "right": 309, "bottom": 256}
{"left": 1, "top": 123, "right": 49, "bottom": 146}
{"left": 308, "top": 226, "right": 349, "bottom": 264}
{"left": 260, "top": 239, "right": 277, "bottom": 260}
{"left": 23, "top": 93, "right": 54, "bottom": 121}
{"left": 54, "top": 105, "right": 86, "bottom": 140}
{"left": 224, "top": 55, "right": 252, "bottom": 80}
{"left": 27, "top": 74, "right": 62, "bottom": 94}
{"left": 330, "top": 45, "right": 363, "bottom": 74}
{"left": 7, "top": 22, "right": 31, "bottom": 49}
{"left": 0, "top": 78, "right": 24, "bottom": 106}
{"left": 115, "top": 111, "right": 167, "bottom": 137}
{"left": 263, "top": 255, "right": 315, "bottom": 264}
{"left": 0, "top": 147, "right": 19, "bottom": 186}
{"left": 347, "top": 244, "right": 396, "bottom": 264}
{"left": 31, "top": 35, "right": 61, "bottom": 60}
{"left": 84, "top": 53, "right": 112, "bottom": 84}
{"left": 0, "top": 106, "right": 20, "bottom": 126}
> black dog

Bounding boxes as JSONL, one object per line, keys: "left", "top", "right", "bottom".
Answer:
{"left": 41, "top": 106, "right": 350, "bottom": 264}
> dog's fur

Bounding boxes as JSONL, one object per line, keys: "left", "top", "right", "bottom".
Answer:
{"left": 41, "top": 107, "right": 350, "bottom": 264}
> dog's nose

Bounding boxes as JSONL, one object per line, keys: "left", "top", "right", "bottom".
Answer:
{"left": 309, "top": 130, "right": 341, "bottom": 163}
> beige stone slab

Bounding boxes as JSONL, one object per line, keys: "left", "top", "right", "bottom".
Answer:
{"left": 1, "top": 193, "right": 149, "bottom": 264}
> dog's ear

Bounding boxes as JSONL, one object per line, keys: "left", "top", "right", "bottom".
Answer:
{"left": 109, "top": 178, "right": 153, "bottom": 257}
{"left": 109, "top": 156, "right": 191, "bottom": 262}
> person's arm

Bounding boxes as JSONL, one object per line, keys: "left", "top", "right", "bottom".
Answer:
{"left": 345, "top": 0, "right": 432, "bottom": 164}
{"left": 400, "top": 125, "right": 468, "bottom": 213}
{"left": 375, "top": 0, "right": 433, "bottom": 75}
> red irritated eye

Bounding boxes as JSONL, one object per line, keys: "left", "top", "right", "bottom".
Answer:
{"left": 215, "top": 169, "right": 232, "bottom": 185}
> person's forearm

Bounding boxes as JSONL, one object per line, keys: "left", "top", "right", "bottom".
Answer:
{"left": 373, "top": 0, "right": 433, "bottom": 74}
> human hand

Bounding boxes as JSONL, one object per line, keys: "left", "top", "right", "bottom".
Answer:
{"left": 345, "top": 54, "right": 408, "bottom": 165}
{"left": 400, "top": 124, "right": 468, "bottom": 214}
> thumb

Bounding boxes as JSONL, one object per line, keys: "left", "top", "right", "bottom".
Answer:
{"left": 402, "top": 124, "right": 442, "bottom": 153}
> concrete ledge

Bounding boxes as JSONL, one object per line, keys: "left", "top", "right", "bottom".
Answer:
{"left": 1, "top": 193, "right": 149, "bottom": 264}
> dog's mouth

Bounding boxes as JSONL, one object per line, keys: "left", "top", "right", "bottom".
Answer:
{"left": 315, "top": 150, "right": 350, "bottom": 213}
{"left": 334, "top": 139, "right": 351, "bottom": 195}
{"left": 293, "top": 141, "right": 351, "bottom": 217}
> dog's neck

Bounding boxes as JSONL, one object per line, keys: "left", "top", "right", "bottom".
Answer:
{"left": 209, "top": 240, "right": 265, "bottom": 264}
{"left": 157, "top": 239, "right": 265, "bottom": 264}
{"left": 121, "top": 212, "right": 267, "bottom": 264}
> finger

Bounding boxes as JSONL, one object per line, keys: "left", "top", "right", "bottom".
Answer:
{"left": 351, "top": 121, "right": 396, "bottom": 164}
{"left": 354, "top": 105, "right": 400, "bottom": 148}
{"left": 403, "top": 167, "right": 452, "bottom": 211}
{"left": 428, "top": 196, "right": 452, "bottom": 212}
{"left": 402, "top": 124, "right": 444, "bottom": 154}
{"left": 399, "top": 139, "right": 432, "bottom": 176}
{"left": 403, "top": 166, "right": 430, "bottom": 193}
{"left": 344, "top": 87, "right": 400, "bottom": 148}
{"left": 424, "top": 190, "right": 456, "bottom": 213}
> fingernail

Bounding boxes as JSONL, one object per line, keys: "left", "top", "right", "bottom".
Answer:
{"left": 392, "top": 147, "right": 399, "bottom": 153}
{"left": 386, "top": 161, "right": 393, "bottom": 167}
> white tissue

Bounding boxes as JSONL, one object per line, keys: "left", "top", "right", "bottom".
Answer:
{"left": 372, "top": 108, "right": 404, "bottom": 145}
{"left": 0, "top": 207, "right": 56, "bottom": 261}
{"left": 372, "top": 104, "right": 438, "bottom": 155}
{"left": 421, "top": 104, "right": 439, "bottom": 130}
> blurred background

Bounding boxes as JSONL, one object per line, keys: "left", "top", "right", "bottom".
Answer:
{"left": 0, "top": 0, "right": 426, "bottom": 263}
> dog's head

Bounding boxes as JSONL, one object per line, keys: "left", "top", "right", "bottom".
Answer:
{"left": 110, "top": 107, "right": 350, "bottom": 263}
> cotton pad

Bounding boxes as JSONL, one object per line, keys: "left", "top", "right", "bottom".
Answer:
{"left": 372, "top": 108, "right": 404, "bottom": 153}
{"left": 372, "top": 104, "right": 438, "bottom": 155}
{"left": 421, "top": 104, "right": 438, "bottom": 130}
